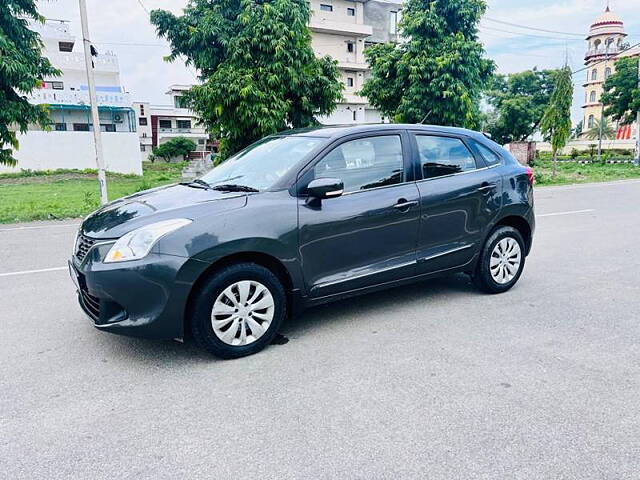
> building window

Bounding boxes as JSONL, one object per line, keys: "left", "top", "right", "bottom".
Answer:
{"left": 591, "top": 69, "right": 597, "bottom": 81}
{"left": 140, "top": 145, "right": 146, "bottom": 152}
{"left": 347, "top": 7, "right": 355, "bottom": 16}
{"left": 51, "top": 81, "right": 64, "bottom": 90}
{"left": 54, "top": 123, "right": 67, "bottom": 131}
{"left": 352, "top": 110, "right": 357, "bottom": 121}
{"left": 101, "top": 124, "right": 116, "bottom": 132}
{"left": 58, "top": 41, "right": 74, "bottom": 52}
{"left": 605, "top": 67, "right": 612, "bottom": 79}
{"left": 588, "top": 115, "right": 595, "bottom": 128}
{"left": 346, "top": 41, "right": 354, "bottom": 53}
{"left": 159, "top": 119, "right": 172, "bottom": 129}
{"left": 174, "top": 96, "right": 189, "bottom": 109}
{"left": 589, "top": 91, "right": 597, "bottom": 103}
{"left": 198, "top": 139, "right": 206, "bottom": 145}
{"left": 320, "top": 4, "right": 333, "bottom": 12}
{"left": 346, "top": 77, "right": 354, "bottom": 87}
{"left": 73, "top": 123, "right": 90, "bottom": 132}
{"left": 140, "top": 105, "right": 145, "bottom": 116}
{"left": 390, "top": 11, "right": 398, "bottom": 34}
{"left": 139, "top": 117, "right": 148, "bottom": 126}
{"left": 177, "top": 119, "right": 192, "bottom": 129}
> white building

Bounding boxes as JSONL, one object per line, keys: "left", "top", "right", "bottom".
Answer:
{"left": 310, "top": 0, "right": 401, "bottom": 124}
{"left": 134, "top": 85, "right": 212, "bottom": 162}
{"left": 2, "top": 19, "right": 141, "bottom": 175}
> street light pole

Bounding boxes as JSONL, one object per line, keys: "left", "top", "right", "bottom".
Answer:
{"left": 79, "top": 0, "right": 108, "bottom": 204}
{"left": 635, "top": 57, "right": 640, "bottom": 166}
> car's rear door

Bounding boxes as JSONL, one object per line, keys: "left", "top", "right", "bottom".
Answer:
{"left": 409, "top": 131, "right": 503, "bottom": 274}
{"left": 297, "top": 131, "right": 420, "bottom": 298}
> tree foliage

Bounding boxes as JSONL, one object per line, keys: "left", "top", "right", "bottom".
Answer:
{"left": 0, "top": 1, "right": 59, "bottom": 166}
{"left": 361, "top": 0, "right": 494, "bottom": 128}
{"left": 584, "top": 117, "right": 615, "bottom": 141}
{"left": 484, "top": 69, "right": 558, "bottom": 145}
{"left": 150, "top": 0, "right": 343, "bottom": 157}
{"left": 540, "top": 66, "right": 573, "bottom": 177}
{"left": 151, "top": 137, "right": 197, "bottom": 162}
{"left": 601, "top": 57, "right": 640, "bottom": 126}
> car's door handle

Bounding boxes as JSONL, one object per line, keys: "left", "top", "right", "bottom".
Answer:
{"left": 477, "top": 183, "right": 497, "bottom": 193}
{"left": 393, "top": 199, "right": 419, "bottom": 211}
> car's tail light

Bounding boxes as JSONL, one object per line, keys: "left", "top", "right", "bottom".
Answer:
{"left": 525, "top": 166, "right": 535, "bottom": 186}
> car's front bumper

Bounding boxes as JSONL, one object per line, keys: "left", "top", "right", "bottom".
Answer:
{"left": 69, "top": 251, "right": 206, "bottom": 339}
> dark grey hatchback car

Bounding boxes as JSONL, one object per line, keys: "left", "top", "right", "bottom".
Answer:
{"left": 69, "top": 124, "right": 535, "bottom": 358}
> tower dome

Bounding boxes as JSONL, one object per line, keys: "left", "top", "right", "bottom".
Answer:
{"left": 588, "top": 6, "right": 625, "bottom": 37}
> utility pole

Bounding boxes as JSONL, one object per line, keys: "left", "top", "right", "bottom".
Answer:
{"left": 597, "top": 55, "right": 608, "bottom": 162}
{"left": 635, "top": 57, "right": 640, "bottom": 166}
{"left": 79, "top": 0, "right": 108, "bottom": 204}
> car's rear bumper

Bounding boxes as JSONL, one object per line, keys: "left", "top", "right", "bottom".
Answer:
{"left": 69, "top": 252, "right": 204, "bottom": 339}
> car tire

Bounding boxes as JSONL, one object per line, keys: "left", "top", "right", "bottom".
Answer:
{"left": 189, "top": 263, "right": 286, "bottom": 359}
{"left": 472, "top": 226, "right": 526, "bottom": 294}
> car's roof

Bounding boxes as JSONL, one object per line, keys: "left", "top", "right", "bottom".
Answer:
{"left": 277, "top": 123, "right": 485, "bottom": 140}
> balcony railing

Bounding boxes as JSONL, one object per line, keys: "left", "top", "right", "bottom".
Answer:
{"left": 46, "top": 51, "right": 119, "bottom": 72}
{"left": 158, "top": 127, "right": 206, "bottom": 134}
{"left": 27, "top": 89, "right": 132, "bottom": 108}
{"left": 585, "top": 46, "right": 623, "bottom": 57}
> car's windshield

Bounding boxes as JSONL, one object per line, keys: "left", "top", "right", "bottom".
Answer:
{"left": 200, "top": 136, "right": 323, "bottom": 191}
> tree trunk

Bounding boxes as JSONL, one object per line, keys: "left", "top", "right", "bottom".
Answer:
{"left": 552, "top": 148, "right": 558, "bottom": 179}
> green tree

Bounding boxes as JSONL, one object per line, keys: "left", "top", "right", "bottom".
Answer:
{"left": 150, "top": 0, "right": 342, "bottom": 157}
{"left": 0, "top": 1, "right": 59, "bottom": 166}
{"left": 540, "top": 66, "right": 573, "bottom": 178}
{"left": 584, "top": 117, "right": 615, "bottom": 141}
{"left": 151, "top": 137, "right": 197, "bottom": 163}
{"left": 484, "top": 69, "right": 558, "bottom": 145}
{"left": 601, "top": 57, "right": 640, "bottom": 125}
{"left": 361, "top": 0, "right": 494, "bottom": 128}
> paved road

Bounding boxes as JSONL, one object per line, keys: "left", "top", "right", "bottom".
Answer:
{"left": 2, "top": 180, "right": 640, "bottom": 479}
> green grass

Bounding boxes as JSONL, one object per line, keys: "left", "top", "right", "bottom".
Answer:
{"left": 0, "top": 162, "right": 186, "bottom": 224}
{"left": 533, "top": 159, "right": 640, "bottom": 186}
{"left": 2, "top": 158, "right": 639, "bottom": 224}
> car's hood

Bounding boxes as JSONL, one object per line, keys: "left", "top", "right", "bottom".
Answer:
{"left": 81, "top": 183, "right": 248, "bottom": 238}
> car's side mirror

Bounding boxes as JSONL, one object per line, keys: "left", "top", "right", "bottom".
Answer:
{"left": 306, "top": 178, "right": 344, "bottom": 199}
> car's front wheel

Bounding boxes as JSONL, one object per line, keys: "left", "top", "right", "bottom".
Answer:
{"left": 190, "top": 263, "right": 286, "bottom": 359}
{"left": 472, "top": 226, "right": 526, "bottom": 294}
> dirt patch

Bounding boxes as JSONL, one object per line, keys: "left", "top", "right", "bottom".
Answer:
{"left": 0, "top": 173, "right": 97, "bottom": 185}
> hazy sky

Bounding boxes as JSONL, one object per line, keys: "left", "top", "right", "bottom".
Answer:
{"left": 37, "top": 0, "right": 640, "bottom": 123}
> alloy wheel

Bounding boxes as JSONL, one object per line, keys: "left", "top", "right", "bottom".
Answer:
{"left": 211, "top": 280, "right": 275, "bottom": 346}
{"left": 489, "top": 237, "right": 522, "bottom": 285}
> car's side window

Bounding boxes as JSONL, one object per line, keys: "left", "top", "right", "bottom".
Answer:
{"left": 415, "top": 135, "right": 478, "bottom": 179}
{"left": 313, "top": 135, "right": 404, "bottom": 193}
{"left": 471, "top": 140, "right": 502, "bottom": 167}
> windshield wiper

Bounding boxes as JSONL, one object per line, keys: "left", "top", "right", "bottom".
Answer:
{"left": 211, "top": 184, "right": 259, "bottom": 193}
{"left": 179, "top": 179, "right": 212, "bottom": 190}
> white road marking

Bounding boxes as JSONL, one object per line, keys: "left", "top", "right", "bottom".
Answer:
{"left": 538, "top": 179, "right": 640, "bottom": 190}
{"left": 538, "top": 209, "right": 595, "bottom": 218}
{"left": 0, "top": 266, "right": 68, "bottom": 278}
{"left": 0, "top": 223, "right": 79, "bottom": 232}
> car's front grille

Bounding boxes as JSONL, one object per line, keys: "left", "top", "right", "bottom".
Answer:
{"left": 80, "top": 288, "right": 100, "bottom": 319}
{"left": 75, "top": 233, "right": 96, "bottom": 261}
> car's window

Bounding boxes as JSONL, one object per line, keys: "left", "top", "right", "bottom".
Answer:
{"left": 415, "top": 135, "right": 478, "bottom": 179}
{"left": 313, "top": 135, "right": 403, "bottom": 193}
{"left": 200, "top": 136, "right": 322, "bottom": 190}
{"left": 471, "top": 140, "right": 502, "bottom": 166}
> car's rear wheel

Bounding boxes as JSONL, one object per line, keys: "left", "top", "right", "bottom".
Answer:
{"left": 190, "top": 263, "right": 286, "bottom": 359}
{"left": 472, "top": 226, "right": 526, "bottom": 294}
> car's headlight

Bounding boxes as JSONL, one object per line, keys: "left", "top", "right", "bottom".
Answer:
{"left": 104, "top": 218, "right": 192, "bottom": 263}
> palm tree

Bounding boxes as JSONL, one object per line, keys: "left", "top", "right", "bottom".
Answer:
{"left": 584, "top": 118, "right": 616, "bottom": 141}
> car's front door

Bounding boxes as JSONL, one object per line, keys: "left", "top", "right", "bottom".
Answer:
{"left": 297, "top": 132, "right": 420, "bottom": 298}
{"left": 410, "top": 132, "right": 503, "bottom": 274}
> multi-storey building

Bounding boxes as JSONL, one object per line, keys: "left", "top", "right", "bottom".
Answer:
{"left": 2, "top": 19, "right": 141, "bottom": 174}
{"left": 582, "top": 7, "right": 639, "bottom": 142}
{"left": 134, "top": 85, "right": 212, "bottom": 162}
{"left": 309, "top": 0, "right": 402, "bottom": 124}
